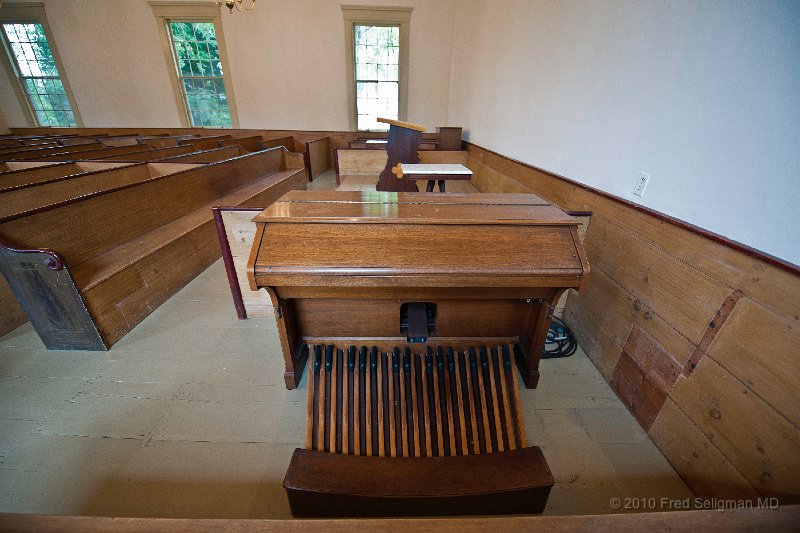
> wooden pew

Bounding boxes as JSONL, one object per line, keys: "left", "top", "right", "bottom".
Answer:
{"left": 98, "top": 135, "right": 144, "bottom": 147}
{"left": 0, "top": 148, "right": 307, "bottom": 350}
{"left": 95, "top": 144, "right": 195, "bottom": 161}
{"left": 58, "top": 134, "right": 110, "bottom": 146}
{"left": 13, "top": 144, "right": 151, "bottom": 162}
{"left": 0, "top": 141, "right": 87, "bottom": 154}
{"left": 1, "top": 161, "right": 73, "bottom": 173}
{"left": 0, "top": 162, "right": 134, "bottom": 191}
{"left": 218, "top": 135, "right": 266, "bottom": 153}
{"left": 179, "top": 135, "right": 232, "bottom": 151}
{"left": 259, "top": 136, "right": 295, "bottom": 152}
{"left": 304, "top": 136, "right": 331, "bottom": 179}
{"left": 161, "top": 145, "right": 241, "bottom": 163}
{"left": 349, "top": 140, "right": 436, "bottom": 150}
{"left": 0, "top": 142, "right": 103, "bottom": 160}
{"left": 0, "top": 162, "right": 199, "bottom": 218}
{"left": 138, "top": 136, "right": 197, "bottom": 149}
{"left": 335, "top": 149, "right": 468, "bottom": 176}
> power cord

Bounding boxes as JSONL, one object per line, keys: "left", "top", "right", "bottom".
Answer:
{"left": 542, "top": 316, "right": 577, "bottom": 358}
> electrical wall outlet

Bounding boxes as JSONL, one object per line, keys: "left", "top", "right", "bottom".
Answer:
{"left": 633, "top": 172, "right": 650, "bottom": 197}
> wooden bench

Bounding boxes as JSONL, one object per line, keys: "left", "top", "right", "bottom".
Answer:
{"left": 57, "top": 134, "right": 110, "bottom": 146}
{"left": 0, "top": 161, "right": 134, "bottom": 191}
{"left": 161, "top": 145, "right": 242, "bottom": 163}
{"left": 304, "top": 136, "right": 331, "bottom": 179}
{"left": 14, "top": 144, "right": 152, "bottom": 162}
{"left": 0, "top": 142, "right": 102, "bottom": 158}
{"left": 259, "top": 136, "right": 296, "bottom": 152}
{"left": 95, "top": 144, "right": 195, "bottom": 162}
{"left": 0, "top": 147, "right": 307, "bottom": 350}
{"left": 218, "top": 135, "right": 268, "bottom": 153}
{"left": 335, "top": 149, "right": 468, "bottom": 177}
{"left": 179, "top": 135, "right": 232, "bottom": 151}
{"left": 0, "top": 162, "right": 200, "bottom": 218}
{"left": 1, "top": 160, "right": 75, "bottom": 174}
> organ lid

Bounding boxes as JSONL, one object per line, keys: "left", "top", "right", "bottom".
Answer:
{"left": 253, "top": 191, "right": 578, "bottom": 226}
{"left": 249, "top": 191, "right": 589, "bottom": 289}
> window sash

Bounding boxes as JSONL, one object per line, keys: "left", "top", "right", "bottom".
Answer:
{"left": 353, "top": 24, "right": 400, "bottom": 132}
{"left": 0, "top": 21, "right": 77, "bottom": 127}
{"left": 165, "top": 20, "right": 232, "bottom": 128}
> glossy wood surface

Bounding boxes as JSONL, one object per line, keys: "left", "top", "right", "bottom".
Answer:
{"left": 284, "top": 446, "right": 553, "bottom": 517}
{"left": 248, "top": 191, "right": 588, "bottom": 388}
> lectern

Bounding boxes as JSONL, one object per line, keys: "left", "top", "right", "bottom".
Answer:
{"left": 374, "top": 117, "right": 426, "bottom": 192}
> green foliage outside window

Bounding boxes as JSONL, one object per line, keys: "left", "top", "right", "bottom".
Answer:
{"left": 168, "top": 21, "right": 231, "bottom": 128}
{"left": 1, "top": 22, "right": 76, "bottom": 127}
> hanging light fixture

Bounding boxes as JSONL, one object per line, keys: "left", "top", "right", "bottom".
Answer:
{"left": 216, "top": 0, "right": 255, "bottom": 13}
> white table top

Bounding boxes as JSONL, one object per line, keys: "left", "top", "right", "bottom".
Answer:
{"left": 401, "top": 163, "right": 473, "bottom": 175}
{"left": 365, "top": 139, "right": 387, "bottom": 144}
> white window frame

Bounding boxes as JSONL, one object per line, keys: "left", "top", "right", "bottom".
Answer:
{"left": 149, "top": 1, "right": 240, "bottom": 128}
{"left": 342, "top": 5, "right": 411, "bottom": 132}
{"left": 0, "top": 2, "right": 83, "bottom": 127}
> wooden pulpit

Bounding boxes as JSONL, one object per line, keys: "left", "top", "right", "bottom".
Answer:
{"left": 374, "top": 117, "right": 426, "bottom": 192}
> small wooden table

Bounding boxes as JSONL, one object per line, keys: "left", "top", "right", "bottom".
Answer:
{"left": 400, "top": 163, "right": 473, "bottom": 192}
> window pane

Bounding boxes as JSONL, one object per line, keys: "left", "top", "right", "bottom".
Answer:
{"left": 354, "top": 24, "right": 399, "bottom": 130}
{"left": 169, "top": 20, "right": 231, "bottom": 127}
{"left": 2, "top": 22, "right": 75, "bottom": 127}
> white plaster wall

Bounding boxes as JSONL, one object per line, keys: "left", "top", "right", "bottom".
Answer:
{"left": 0, "top": 0, "right": 455, "bottom": 131}
{"left": 448, "top": 0, "right": 800, "bottom": 265}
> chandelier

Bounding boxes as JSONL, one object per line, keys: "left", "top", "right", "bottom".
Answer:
{"left": 216, "top": 0, "right": 255, "bottom": 13}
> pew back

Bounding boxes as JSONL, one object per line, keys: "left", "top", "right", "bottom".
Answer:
{"left": 96, "top": 144, "right": 195, "bottom": 161}
{"left": 162, "top": 145, "right": 241, "bottom": 163}
{"left": 180, "top": 135, "right": 232, "bottom": 150}
{"left": 0, "top": 162, "right": 133, "bottom": 191}
{"left": 0, "top": 149, "right": 285, "bottom": 268}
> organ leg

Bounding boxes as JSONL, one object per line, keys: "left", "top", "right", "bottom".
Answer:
{"left": 263, "top": 287, "right": 307, "bottom": 389}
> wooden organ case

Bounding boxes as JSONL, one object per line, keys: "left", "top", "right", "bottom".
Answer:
{"left": 247, "top": 190, "right": 589, "bottom": 517}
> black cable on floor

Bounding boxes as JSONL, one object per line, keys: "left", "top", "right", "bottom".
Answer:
{"left": 542, "top": 316, "right": 578, "bottom": 359}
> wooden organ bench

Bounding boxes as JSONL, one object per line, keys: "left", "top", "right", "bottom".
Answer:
{"left": 247, "top": 190, "right": 589, "bottom": 516}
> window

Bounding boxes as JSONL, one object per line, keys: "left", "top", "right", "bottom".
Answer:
{"left": 167, "top": 21, "right": 231, "bottom": 127}
{"left": 0, "top": 4, "right": 82, "bottom": 127}
{"left": 342, "top": 6, "right": 411, "bottom": 131}
{"left": 150, "top": 2, "right": 239, "bottom": 128}
{"left": 354, "top": 25, "right": 399, "bottom": 131}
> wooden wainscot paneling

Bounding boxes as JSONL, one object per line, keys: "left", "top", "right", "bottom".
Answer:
{"left": 561, "top": 291, "right": 623, "bottom": 379}
{"left": 460, "top": 140, "right": 800, "bottom": 505}
{"left": 466, "top": 155, "right": 534, "bottom": 195}
{"left": 568, "top": 185, "right": 800, "bottom": 321}
{"left": 649, "top": 398, "right": 761, "bottom": 500}
{"left": 611, "top": 325, "right": 684, "bottom": 431}
{"left": 704, "top": 297, "right": 800, "bottom": 429}
{"left": 336, "top": 149, "right": 469, "bottom": 176}
{"left": 582, "top": 216, "right": 732, "bottom": 347}
{"left": 573, "top": 267, "right": 695, "bottom": 365}
{"left": 467, "top": 146, "right": 575, "bottom": 206}
{"left": 669, "top": 357, "right": 800, "bottom": 501}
